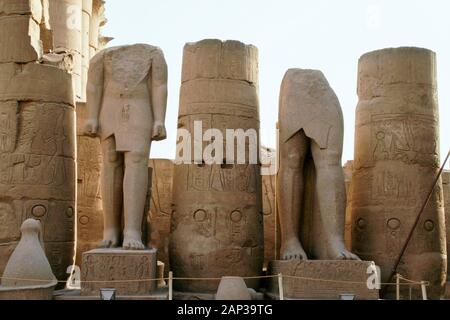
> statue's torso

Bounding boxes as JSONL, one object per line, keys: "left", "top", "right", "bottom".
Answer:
{"left": 99, "top": 44, "right": 160, "bottom": 151}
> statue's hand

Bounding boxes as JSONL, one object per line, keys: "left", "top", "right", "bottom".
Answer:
{"left": 152, "top": 121, "right": 167, "bottom": 141}
{"left": 84, "top": 118, "right": 99, "bottom": 137}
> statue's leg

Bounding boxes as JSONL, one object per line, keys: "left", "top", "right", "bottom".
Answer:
{"left": 122, "top": 150, "right": 148, "bottom": 250}
{"left": 100, "top": 136, "right": 124, "bottom": 248}
{"left": 278, "top": 130, "right": 309, "bottom": 260}
{"left": 310, "top": 129, "right": 360, "bottom": 260}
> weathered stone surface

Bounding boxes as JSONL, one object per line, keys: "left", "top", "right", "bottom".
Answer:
{"left": 48, "top": 0, "right": 82, "bottom": 54}
{"left": 81, "top": 249, "right": 157, "bottom": 296}
{"left": 277, "top": 69, "right": 358, "bottom": 261}
{"left": 82, "top": 0, "right": 93, "bottom": 15}
{"left": 75, "top": 102, "right": 103, "bottom": 266}
{"left": 267, "top": 260, "right": 379, "bottom": 300}
{"left": 261, "top": 148, "right": 279, "bottom": 265}
{"left": 181, "top": 39, "right": 258, "bottom": 84}
{"left": 0, "top": 282, "right": 56, "bottom": 300}
{"left": 170, "top": 39, "right": 263, "bottom": 293}
{"left": 89, "top": 0, "right": 106, "bottom": 51}
{"left": 84, "top": 44, "right": 168, "bottom": 250}
{"left": 344, "top": 161, "right": 354, "bottom": 249}
{"left": 147, "top": 159, "right": 173, "bottom": 275}
{"left": 0, "top": 63, "right": 74, "bottom": 104}
{"left": 443, "top": 170, "right": 450, "bottom": 296}
{"left": 46, "top": 0, "right": 108, "bottom": 102}
{"left": 2, "top": 219, "right": 56, "bottom": 287}
{"left": 216, "top": 277, "right": 251, "bottom": 300}
{"left": 0, "top": 15, "right": 42, "bottom": 63}
{"left": 0, "top": 63, "right": 75, "bottom": 285}
{"left": 351, "top": 47, "right": 446, "bottom": 299}
{"left": 0, "top": 0, "right": 43, "bottom": 23}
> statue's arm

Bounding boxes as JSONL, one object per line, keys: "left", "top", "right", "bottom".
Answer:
{"left": 85, "top": 51, "right": 105, "bottom": 136}
{"left": 150, "top": 49, "right": 168, "bottom": 141}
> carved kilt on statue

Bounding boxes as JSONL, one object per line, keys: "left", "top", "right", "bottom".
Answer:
{"left": 277, "top": 69, "right": 358, "bottom": 261}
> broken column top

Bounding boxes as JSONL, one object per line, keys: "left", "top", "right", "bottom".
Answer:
{"left": 0, "top": 0, "right": 44, "bottom": 23}
{"left": 358, "top": 47, "right": 437, "bottom": 99}
{"left": 182, "top": 39, "right": 258, "bottom": 85}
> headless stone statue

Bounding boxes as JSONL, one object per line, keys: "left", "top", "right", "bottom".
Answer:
{"left": 84, "top": 44, "right": 168, "bottom": 250}
{"left": 277, "top": 69, "right": 359, "bottom": 261}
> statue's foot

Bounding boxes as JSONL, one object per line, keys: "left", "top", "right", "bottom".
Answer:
{"left": 281, "top": 239, "right": 308, "bottom": 260}
{"left": 99, "top": 229, "right": 120, "bottom": 248}
{"left": 123, "top": 231, "right": 145, "bottom": 250}
{"left": 329, "top": 243, "right": 361, "bottom": 261}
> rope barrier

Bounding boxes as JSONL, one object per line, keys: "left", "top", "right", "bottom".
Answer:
{"left": 0, "top": 273, "right": 429, "bottom": 287}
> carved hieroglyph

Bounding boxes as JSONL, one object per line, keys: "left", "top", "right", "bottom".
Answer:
{"left": 170, "top": 39, "right": 263, "bottom": 293}
{"left": 351, "top": 47, "right": 446, "bottom": 299}
{"left": 0, "top": 2, "right": 76, "bottom": 285}
{"left": 147, "top": 159, "right": 173, "bottom": 274}
{"left": 267, "top": 260, "right": 379, "bottom": 300}
{"left": 443, "top": 171, "right": 450, "bottom": 284}
{"left": 81, "top": 249, "right": 157, "bottom": 296}
{"left": 75, "top": 102, "right": 103, "bottom": 266}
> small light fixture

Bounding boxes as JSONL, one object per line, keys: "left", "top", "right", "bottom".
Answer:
{"left": 339, "top": 293, "right": 356, "bottom": 300}
{"left": 100, "top": 288, "right": 117, "bottom": 300}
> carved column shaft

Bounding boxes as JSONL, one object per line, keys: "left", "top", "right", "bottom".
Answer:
{"left": 352, "top": 47, "right": 446, "bottom": 299}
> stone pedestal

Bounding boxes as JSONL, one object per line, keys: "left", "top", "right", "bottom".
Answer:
{"left": 81, "top": 249, "right": 157, "bottom": 297}
{"left": 267, "top": 260, "right": 379, "bottom": 300}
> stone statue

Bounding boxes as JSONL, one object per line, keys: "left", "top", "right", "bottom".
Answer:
{"left": 84, "top": 44, "right": 168, "bottom": 250}
{"left": 277, "top": 69, "right": 359, "bottom": 261}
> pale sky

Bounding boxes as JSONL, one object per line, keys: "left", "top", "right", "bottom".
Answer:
{"left": 103, "top": 0, "right": 450, "bottom": 166}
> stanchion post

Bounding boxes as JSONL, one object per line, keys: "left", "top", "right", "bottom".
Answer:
{"left": 278, "top": 273, "right": 284, "bottom": 301}
{"left": 169, "top": 271, "right": 173, "bottom": 301}
{"left": 421, "top": 281, "right": 428, "bottom": 300}
{"left": 396, "top": 274, "right": 400, "bottom": 300}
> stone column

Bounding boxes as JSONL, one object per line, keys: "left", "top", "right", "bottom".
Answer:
{"left": 75, "top": 102, "right": 102, "bottom": 266}
{"left": 351, "top": 47, "right": 446, "bottom": 299}
{"left": 48, "top": 0, "right": 83, "bottom": 100}
{"left": 261, "top": 147, "right": 279, "bottom": 266}
{"left": 147, "top": 159, "right": 174, "bottom": 277}
{"left": 343, "top": 161, "right": 354, "bottom": 250}
{"left": 81, "top": 0, "right": 92, "bottom": 101}
{"left": 170, "top": 39, "right": 263, "bottom": 293}
{"left": 89, "top": 0, "right": 108, "bottom": 58}
{"left": 72, "top": 0, "right": 107, "bottom": 266}
{"left": 0, "top": 0, "right": 76, "bottom": 285}
{"left": 443, "top": 171, "right": 450, "bottom": 295}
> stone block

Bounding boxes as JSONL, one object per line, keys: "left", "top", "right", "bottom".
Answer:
{"left": 267, "top": 260, "right": 380, "bottom": 300}
{"left": 0, "top": 15, "right": 42, "bottom": 63}
{"left": 0, "top": 0, "right": 43, "bottom": 23}
{"left": 0, "top": 63, "right": 74, "bottom": 104}
{"left": 81, "top": 249, "right": 157, "bottom": 296}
